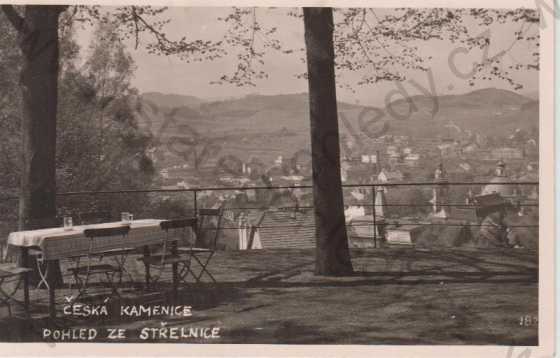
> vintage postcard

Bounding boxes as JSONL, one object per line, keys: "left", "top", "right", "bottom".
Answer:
{"left": 0, "top": 0, "right": 554, "bottom": 356}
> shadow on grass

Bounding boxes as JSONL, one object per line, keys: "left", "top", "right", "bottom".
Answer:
{"left": 0, "top": 248, "right": 538, "bottom": 344}
{"left": 234, "top": 248, "right": 538, "bottom": 289}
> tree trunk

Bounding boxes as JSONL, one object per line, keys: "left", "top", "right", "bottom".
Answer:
{"left": 18, "top": 6, "right": 61, "bottom": 230}
{"left": 303, "top": 8, "right": 353, "bottom": 276}
{"left": 15, "top": 6, "right": 65, "bottom": 286}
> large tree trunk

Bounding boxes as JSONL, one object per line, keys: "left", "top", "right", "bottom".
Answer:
{"left": 18, "top": 6, "right": 61, "bottom": 231}
{"left": 4, "top": 5, "right": 66, "bottom": 286}
{"left": 303, "top": 8, "right": 353, "bottom": 276}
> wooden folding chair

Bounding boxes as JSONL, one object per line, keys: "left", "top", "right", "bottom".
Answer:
{"left": 68, "top": 225, "right": 130, "bottom": 303}
{"left": 177, "top": 207, "right": 224, "bottom": 284}
{"left": 0, "top": 264, "right": 32, "bottom": 317}
{"left": 28, "top": 216, "right": 64, "bottom": 290}
{"left": 137, "top": 218, "right": 196, "bottom": 296}
{"left": 30, "top": 212, "right": 131, "bottom": 291}
{"left": 28, "top": 247, "right": 49, "bottom": 289}
{"left": 79, "top": 211, "right": 135, "bottom": 285}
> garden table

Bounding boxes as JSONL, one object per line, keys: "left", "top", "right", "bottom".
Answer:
{"left": 7, "top": 219, "right": 195, "bottom": 318}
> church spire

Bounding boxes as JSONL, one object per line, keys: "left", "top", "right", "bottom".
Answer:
{"left": 431, "top": 162, "right": 449, "bottom": 218}
{"left": 374, "top": 186, "right": 386, "bottom": 218}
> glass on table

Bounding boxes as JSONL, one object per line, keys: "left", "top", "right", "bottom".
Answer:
{"left": 63, "top": 216, "right": 73, "bottom": 231}
{"left": 121, "top": 212, "right": 130, "bottom": 223}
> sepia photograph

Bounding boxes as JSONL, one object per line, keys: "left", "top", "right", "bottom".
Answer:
{"left": 0, "top": 0, "right": 554, "bottom": 356}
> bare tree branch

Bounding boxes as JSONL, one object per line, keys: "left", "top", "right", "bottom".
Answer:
{"left": 131, "top": 7, "right": 140, "bottom": 49}
{"left": 213, "top": 7, "right": 289, "bottom": 86}
{"left": 117, "top": 6, "right": 225, "bottom": 61}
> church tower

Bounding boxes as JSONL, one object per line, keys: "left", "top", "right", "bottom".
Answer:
{"left": 431, "top": 162, "right": 449, "bottom": 218}
{"left": 374, "top": 185, "right": 386, "bottom": 218}
{"left": 495, "top": 159, "right": 506, "bottom": 177}
{"left": 373, "top": 186, "right": 387, "bottom": 242}
{"left": 465, "top": 188, "right": 475, "bottom": 205}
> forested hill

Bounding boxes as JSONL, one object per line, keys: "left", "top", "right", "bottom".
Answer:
{"left": 138, "top": 88, "right": 538, "bottom": 145}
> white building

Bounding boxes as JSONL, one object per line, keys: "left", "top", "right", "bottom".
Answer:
{"left": 430, "top": 163, "right": 450, "bottom": 219}
{"left": 378, "top": 168, "right": 404, "bottom": 183}
{"left": 361, "top": 154, "right": 378, "bottom": 164}
{"left": 345, "top": 206, "right": 366, "bottom": 222}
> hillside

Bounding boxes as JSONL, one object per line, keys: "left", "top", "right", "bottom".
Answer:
{"left": 141, "top": 92, "right": 206, "bottom": 109}
{"left": 136, "top": 88, "right": 539, "bottom": 164}
{"left": 378, "top": 87, "right": 538, "bottom": 139}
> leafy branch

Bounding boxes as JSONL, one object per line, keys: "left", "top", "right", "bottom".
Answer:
{"left": 213, "top": 7, "right": 296, "bottom": 87}
{"left": 71, "top": 6, "right": 227, "bottom": 62}
{"left": 210, "top": 7, "right": 539, "bottom": 92}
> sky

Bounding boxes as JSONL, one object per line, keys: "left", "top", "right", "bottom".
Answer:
{"left": 76, "top": 7, "right": 539, "bottom": 107}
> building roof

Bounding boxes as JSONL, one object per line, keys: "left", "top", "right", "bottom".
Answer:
{"left": 474, "top": 193, "right": 509, "bottom": 207}
{"left": 448, "top": 207, "right": 479, "bottom": 222}
{"left": 248, "top": 209, "right": 315, "bottom": 249}
{"left": 386, "top": 224, "right": 424, "bottom": 233}
{"left": 481, "top": 176, "right": 517, "bottom": 197}
{"left": 346, "top": 166, "right": 377, "bottom": 183}
{"left": 518, "top": 172, "right": 538, "bottom": 182}
{"left": 378, "top": 168, "right": 403, "bottom": 181}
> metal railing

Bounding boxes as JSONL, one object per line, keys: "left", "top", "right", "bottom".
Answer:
{"left": 0, "top": 181, "right": 539, "bottom": 250}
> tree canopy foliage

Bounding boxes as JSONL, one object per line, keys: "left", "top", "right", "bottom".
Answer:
{"left": 211, "top": 7, "right": 538, "bottom": 91}
{"left": 0, "top": 13, "right": 156, "bottom": 220}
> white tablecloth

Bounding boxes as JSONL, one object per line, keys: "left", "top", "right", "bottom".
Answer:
{"left": 7, "top": 219, "right": 191, "bottom": 260}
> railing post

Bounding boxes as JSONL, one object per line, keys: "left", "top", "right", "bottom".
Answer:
{"left": 372, "top": 185, "right": 377, "bottom": 248}
{"left": 193, "top": 190, "right": 198, "bottom": 216}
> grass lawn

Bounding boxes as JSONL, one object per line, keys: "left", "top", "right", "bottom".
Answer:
{"left": 0, "top": 247, "right": 538, "bottom": 345}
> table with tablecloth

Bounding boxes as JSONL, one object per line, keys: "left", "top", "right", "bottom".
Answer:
{"left": 6, "top": 219, "right": 173, "bottom": 260}
{"left": 6, "top": 219, "right": 195, "bottom": 318}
